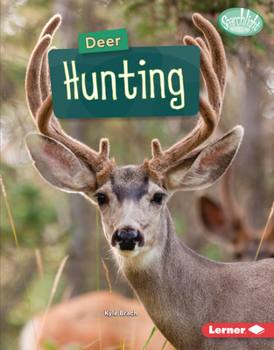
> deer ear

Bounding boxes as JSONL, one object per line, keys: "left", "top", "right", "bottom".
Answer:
{"left": 199, "top": 196, "right": 237, "bottom": 242}
{"left": 164, "top": 126, "right": 244, "bottom": 191}
{"left": 25, "top": 133, "right": 97, "bottom": 192}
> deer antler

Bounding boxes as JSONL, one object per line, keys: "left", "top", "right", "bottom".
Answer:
{"left": 149, "top": 14, "right": 226, "bottom": 173}
{"left": 25, "top": 15, "right": 112, "bottom": 174}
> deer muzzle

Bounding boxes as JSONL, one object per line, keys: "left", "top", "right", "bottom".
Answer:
{"left": 111, "top": 227, "right": 144, "bottom": 251}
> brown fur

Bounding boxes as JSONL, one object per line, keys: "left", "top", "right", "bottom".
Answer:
{"left": 96, "top": 163, "right": 114, "bottom": 188}
{"left": 140, "top": 159, "right": 160, "bottom": 183}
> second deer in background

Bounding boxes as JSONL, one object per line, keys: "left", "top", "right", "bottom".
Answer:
{"left": 20, "top": 291, "right": 173, "bottom": 350}
{"left": 199, "top": 164, "right": 274, "bottom": 261}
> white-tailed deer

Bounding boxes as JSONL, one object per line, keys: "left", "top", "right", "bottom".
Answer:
{"left": 25, "top": 14, "right": 274, "bottom": 350}
{"left": 199, "top": 165, "right": 274, "bottom": 261}
{"left": 20, "top": 291, "right": 173, "bottom": 350}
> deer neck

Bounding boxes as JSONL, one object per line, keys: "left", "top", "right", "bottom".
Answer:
{"left": 118, "top": 207, "right": 223, "bottom": 349}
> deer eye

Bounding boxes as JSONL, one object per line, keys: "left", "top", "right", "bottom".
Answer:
{"left": 152, "top": 193, "right": 165, "bottom": 204}
{"left": 94, "top": 193, "right": 108, "bottom": 206}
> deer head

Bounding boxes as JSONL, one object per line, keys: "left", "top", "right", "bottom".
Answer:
{"left": 25, "top": 14, "right": 243, "bottom": 269}
{"left": 199, "top": 165, "right": 274, "bottom": 261}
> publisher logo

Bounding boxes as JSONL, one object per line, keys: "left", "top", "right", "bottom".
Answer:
{"left": 202, "top": 323, "right": 274, "bottom": 338}
{"left": 218, "top": 8, "right": 264, "bottom": 36}
{"left": 248, "top": 325, "right": 265, "bottom": 335}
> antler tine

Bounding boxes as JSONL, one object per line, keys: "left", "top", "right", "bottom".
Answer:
{"left": 149, "top": 14, "right": 224, "bottom": 173}
{"left": 40, "top": 48, "right": 50, "bottom": 102}
{"left": 26, "top": 15, "right": 62, "bottom": 120}
{"left": 40, "top": 46, "right": 56, "bottom": 102}
{"left": 193, "top": 14, "right": 227, "bottom": 98}
{"left": 195, "top": 37, "right": 211, "bottom": 62}
{"left": 39, "top": 14, "right": 62, "bottom": 40}
{"left": 184, "top": 35, "right": 221, "bottom": 115}
{"left": 26, "top": 35, "right": 52, "bottom": 120}
{"left": 39, "top": 15, "right": 61, "bottom": 102}
{"left": 29, "top": 35, "right": 64, "bottom": 141}
{"left": 26, "top": 15, "right": 112, "bottom": 173}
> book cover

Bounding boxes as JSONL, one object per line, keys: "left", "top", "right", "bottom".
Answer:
{"left": 1, "top": 1, "right": 274, "bottom": 349}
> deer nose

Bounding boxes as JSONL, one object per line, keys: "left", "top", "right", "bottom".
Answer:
{"left": 111, "top": 228, "right": 144, "bottom": 251}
